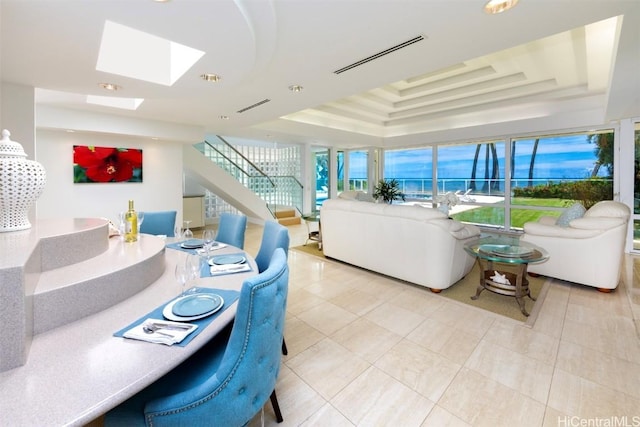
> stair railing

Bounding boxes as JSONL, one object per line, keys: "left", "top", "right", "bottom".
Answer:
{"left": 195, "top": 138, "right": 303, "bottom": 218}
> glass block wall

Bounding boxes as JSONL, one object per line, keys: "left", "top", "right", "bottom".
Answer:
{"left": 198, "top": 140, "right": 302, "bottom": 221}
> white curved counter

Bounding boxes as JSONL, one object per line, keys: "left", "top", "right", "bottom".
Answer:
{"left": 0, "top": 222, "right": 257, "bottom": 426}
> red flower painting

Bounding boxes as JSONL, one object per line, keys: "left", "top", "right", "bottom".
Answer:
{"left": 73, "top": 146, "right": 143, "bottom": 183}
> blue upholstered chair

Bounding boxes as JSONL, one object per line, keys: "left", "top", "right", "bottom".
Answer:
{"left": 215, "top": 212, "right": 247, "bottom": 249}
{"left": 255, "top": 220, "right": 290, "bottom": 355}
{"left": 104, "top": 248, "right": 289, "bottom": 426}
{"left": 255, "top": 221, "right": 290, "bottom": 274}
{"left": 139, "top": 211, "right": 177, "bottom": 237}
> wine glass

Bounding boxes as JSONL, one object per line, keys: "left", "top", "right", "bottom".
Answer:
{"left": 202, "top": 229, "right": 215, "bottom": 257}
{"left": 182, "top": 220, "right": 193, "bottom": 240}
{"left": 136, "top": 211, "right": 145, "bottom": 233}
{"left": 175, "top": 263, "right": 188, "bottom": 295}
{"left": 117, "top": 211, "right": 126, "bottom": 240}
{"left": 173, "top": 222, "right": 182, "bottom": 241}
{"left": 184, "top": 253, "right": 201, "bottom": 294}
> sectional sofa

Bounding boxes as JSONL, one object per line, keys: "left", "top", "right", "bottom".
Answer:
{"left": 320, "top": 198, "right": 481, "bottom": 292}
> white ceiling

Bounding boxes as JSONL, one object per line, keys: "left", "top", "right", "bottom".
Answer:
{"left": 2, "top": 0, "right": 639, "bottom": 149}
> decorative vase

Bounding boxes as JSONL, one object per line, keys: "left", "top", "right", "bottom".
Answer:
{"left": 0, "top": 129, "right": 47, "bottom": 232}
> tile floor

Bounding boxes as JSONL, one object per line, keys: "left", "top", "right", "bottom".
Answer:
{"left": 237, "top": 222, "right": 639, "bottom": 427}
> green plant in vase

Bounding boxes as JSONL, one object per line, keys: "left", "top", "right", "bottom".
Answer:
{"left": 373, "top": 179, "right": 406, "bottom": 204}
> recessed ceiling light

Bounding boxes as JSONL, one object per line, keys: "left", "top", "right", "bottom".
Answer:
{"left": 201, "top": 73, "right": 221, "bottom": 82}
{"left": 484, "top": 0, "right": 518, "bottom": 14}
{"left": 288, "top": 85, "right": 303, "bottom": 92}
{"left": 99, "top": 82, "right": 121, "bottom": 91}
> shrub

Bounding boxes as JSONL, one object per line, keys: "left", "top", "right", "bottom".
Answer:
{"left": 512, "top": 179, "right": 613, "bottom": 209}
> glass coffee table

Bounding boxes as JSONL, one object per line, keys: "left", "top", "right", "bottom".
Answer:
{"left": 464, "top": 236, "right": 549, "bottom": 316}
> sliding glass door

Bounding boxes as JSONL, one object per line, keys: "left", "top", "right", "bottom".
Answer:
{"left": 314, "top": 150, "right": 328, "bottom": 210}
{"left": 382, "top": 129, "right": 614, "bottom": 231}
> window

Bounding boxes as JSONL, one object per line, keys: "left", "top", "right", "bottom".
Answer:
{"left": 438, "top": 141, "right": 505, "bottom": 196}
{"left": 381, "top": 129, "right": 614, "bottom": 231}
{"left": 349, "top": 151, "right": 368, "bottom": 191}
{"left": 438, "top": 141, "right": 506, "bottom": 228}
{"left": 314, "top": 150, "right": 329, "bottom": 209}
{"left": 509, "top": 130, "right": 613, "bottom": 228}
{"left": 383, "top": 147, "right": 433, "bottom": 200}
{"left": 336, "top": 151, "right": 345, "bottom": 192}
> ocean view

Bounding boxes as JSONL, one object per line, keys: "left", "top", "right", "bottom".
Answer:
{"left": 343, "top": 134, "right": 609, "bottom": 197}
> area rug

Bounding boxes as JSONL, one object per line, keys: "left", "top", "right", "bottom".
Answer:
{"left": 437, "top": 263, "right": 550, "bottom": 325}
{"left": 291, "top": 242, "right": 325, "bottom": 258}
{"left": 290, "top": 243, "right": 550, "bottom": 325}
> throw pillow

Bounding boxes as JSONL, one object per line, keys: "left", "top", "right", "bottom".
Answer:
{"left": 338, "top": 191, "right": 359, "bottom": 200}
{"left": 355, "top": 192, "right": 376, "bottom": 203}
{"left": 584, "top": 201, "right": 626, "bottom": 218}
{"left": 556, "top": 202, "right": 586, "bottom": 227}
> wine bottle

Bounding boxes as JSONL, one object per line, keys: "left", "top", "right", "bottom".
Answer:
{"left": 124, "top": 199, "right": 138, "bottom": 243}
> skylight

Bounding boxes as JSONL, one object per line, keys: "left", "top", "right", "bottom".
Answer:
{"left": 96, "top": 21, "right": 205, "bottom": 86}
{"left": 86, "top": 95, "right": 144, "bottom": 110}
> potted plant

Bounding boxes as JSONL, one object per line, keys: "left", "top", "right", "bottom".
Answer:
{"left": 372, "top": 179, "right": 406, "bottom": 204}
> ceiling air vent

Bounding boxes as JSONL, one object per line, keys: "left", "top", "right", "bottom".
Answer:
{"left": 333, "top": 35, "right": 425, "bottom": 75}
{"left": 237, "top": 99, "right": 271, "bottom": 113}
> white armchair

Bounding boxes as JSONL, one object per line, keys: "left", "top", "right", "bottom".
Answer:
{"left": 521, "top": 201, "right": 630, "bottom": 291}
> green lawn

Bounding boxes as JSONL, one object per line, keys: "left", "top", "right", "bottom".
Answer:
{"left": 451, "top": 198, "right": 572, "bottom": 229}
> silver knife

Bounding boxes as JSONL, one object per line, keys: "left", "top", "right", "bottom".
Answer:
{"left": 151, "top": 322, "right": 192, "bottom": 331}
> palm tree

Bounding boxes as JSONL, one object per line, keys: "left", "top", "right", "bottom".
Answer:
{"left": 482, "top": 144, "right": 490, "bottom": 192}
{"left": 528, "top": 138, "right": 539, "bottom": 187}
{"left": 589, "top": 133, "right": 613, "bottom": 177}
{"left": 470, "top": 144, "right": 481, "bottom": 191}
{"left": 510, "top": 141, "right": 516, "bottom": 187}
{"left": 490, "top": 143, "right": 500, "bottom": 191}
{"left": 469, "top": 142, "right": 500, "bottom": 193}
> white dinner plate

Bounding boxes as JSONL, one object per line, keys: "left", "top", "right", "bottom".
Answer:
{"left": 180, "top": 239, "right": 204, "bottom": 249}
{"left": 208, "top": 254, "right": 246, "bottom": 265}
{"left": 163, "top": 293, "right": 224, "bottom": 321}
{"left": 172, "top": 293, "right": 223, "bottom": 317}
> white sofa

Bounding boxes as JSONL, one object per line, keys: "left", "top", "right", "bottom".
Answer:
{"left": 320, "top": 198, "right": 481, "bottom": 292}
{"left": 521, "top": 200, "right": 630, "bottom": 291}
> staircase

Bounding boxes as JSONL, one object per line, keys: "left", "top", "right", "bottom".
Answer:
{"left": 274, "top": 207, "right": 301, "bottom": 226}
{"left": 194, "top": 139, "right": 304, "bottom": 224}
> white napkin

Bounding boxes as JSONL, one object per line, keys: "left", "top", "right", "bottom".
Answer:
{"left": 209, "top": 263, "right": 251, "bottom": 276}
{"left": 123, "top": 318, "right": 198, "bottom": 346}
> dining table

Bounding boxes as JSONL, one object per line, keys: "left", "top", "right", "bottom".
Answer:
{"left": 0, "top": 235, "right": 257, "bottom": 427}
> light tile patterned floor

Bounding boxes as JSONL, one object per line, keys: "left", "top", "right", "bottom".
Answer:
{"left": 235, "top": 222, "right": 640, "bottom": 427}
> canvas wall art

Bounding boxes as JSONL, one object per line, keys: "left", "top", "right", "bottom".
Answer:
{"left": 73, "top": 145, "right": 143, "bottom": 183}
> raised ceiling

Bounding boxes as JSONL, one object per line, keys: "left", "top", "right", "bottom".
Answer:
{"left": 1, "top": 0, "right": 639, "bottom": 148}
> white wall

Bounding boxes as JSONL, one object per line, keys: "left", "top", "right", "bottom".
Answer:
{"left": 36, "top": 129, "right": 184, "bottom": 227}
{"left": 1, "top": 83, "right": 37, "bottom": 224}
{"left": 0, "top": 84, "right": 35, "bottom": 158}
